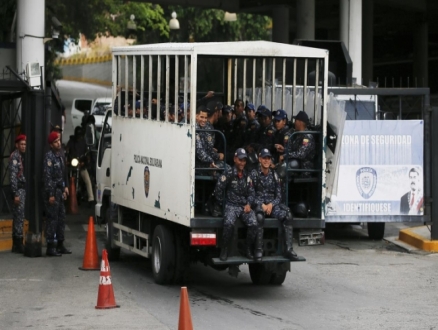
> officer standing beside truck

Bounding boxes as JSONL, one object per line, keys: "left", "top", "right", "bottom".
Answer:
{"left": 43, "top": 132, "right": 72, "bottom": 256}
{"left": 9, "top": 134, "right": 27, "bottom": 253}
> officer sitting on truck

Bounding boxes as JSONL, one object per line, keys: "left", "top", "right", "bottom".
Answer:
{"left": 213, "top": 148, "right": 262, "bottom": 261}
{"left": 278, "top": 111, "right": 316, "bottom": 177}
{"left": 195, "top": 105, "right": 228, "bottom": 176}
{"left": 250, "top": 148, "right": 299, "bottom": 261}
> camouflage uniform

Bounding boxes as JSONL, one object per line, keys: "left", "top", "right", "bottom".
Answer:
{"left": 253, "top": 123, "right": 276, "bottom": 155}
{"left": 284, "top": 132, "right": 316, "bottom": 177}
{"left": 9, "top": 149, "right": 26, "bottom": 239}
{"left": 214, "top": 166, "right": 258, "bottom": 259}
{"left": 43, "top": 149, "right": 68, "bottom": 244}
{"left": 250, "top": 165, "right": 298, "bottom": 260}
{"left": 230, "top": 114, "right": 247, "bottom": 150}
{"left": 195, "top": 123, "right": 229, "bottom": 176}
{"left": 273, "top": 125, "right": 290, "bottom": 163}
{"left": 243, "top": 118, "right": 260, "bottom": 147}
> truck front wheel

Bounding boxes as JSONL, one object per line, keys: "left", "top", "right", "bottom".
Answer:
{"left": 105, "top": 209, "right": 120, "bottom": 261}
{"left": 152, "top": 225, "right": 176, "bottom": 285}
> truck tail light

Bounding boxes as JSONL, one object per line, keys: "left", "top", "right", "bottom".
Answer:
{"left": 190, "top": 233, "right": 216, "bottom": 246}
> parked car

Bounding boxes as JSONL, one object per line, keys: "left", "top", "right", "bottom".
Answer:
{"left": 71, "top": 97, "right": 112, "bottom": 131}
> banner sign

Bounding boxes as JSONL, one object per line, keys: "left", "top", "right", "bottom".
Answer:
{"left": 327, "top": 120, "right": 424, "bottom": 217}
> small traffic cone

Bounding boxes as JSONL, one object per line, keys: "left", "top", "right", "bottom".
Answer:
{"left": 67, "top": 176, "right": 79, "bottom": 214}
{"left": 178, "top": 287, "right": 193, "bottom": 330}
{"left": 95, "top": 249, "right": 119, "bottom": 309}
{"left": 79, "top": 216, "right": 99, "bottom": 271}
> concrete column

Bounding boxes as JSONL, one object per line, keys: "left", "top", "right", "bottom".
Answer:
{"left": 272, "top": 6, "right": 290, "bottom": 44}
{"left": 362, "top": 0, "right": 373, "bottom": 86}
{"left": 413, "top": 17, "right": 428, "bottom": 87}
{"left": 16, "top": 0, "right": 45, "bottom": 75}
{"left": 296, "top": 0, "right": 315, "bottom": 40}
{"left": 340, "top": 0, "right": 362, "bottom": 84}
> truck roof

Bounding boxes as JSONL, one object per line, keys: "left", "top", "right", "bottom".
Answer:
{"left": 112, "top": 40, "right": 328, "bottom": 59}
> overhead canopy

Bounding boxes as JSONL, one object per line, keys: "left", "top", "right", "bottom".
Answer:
{"left": 112, "top": 40, "right": 329, "bottom": 59}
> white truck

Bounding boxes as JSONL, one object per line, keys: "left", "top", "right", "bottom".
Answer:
{"left": 90, "top": 41, "right": 344, "bottom": 285}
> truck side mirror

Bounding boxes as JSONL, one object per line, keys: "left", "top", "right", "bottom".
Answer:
{"left": 85, "top": 123, "right": 96, "bottom": 147}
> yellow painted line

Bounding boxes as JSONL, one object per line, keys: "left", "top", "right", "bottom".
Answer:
{"left": 399, "top": 227, "right": 438, "bottom": 252}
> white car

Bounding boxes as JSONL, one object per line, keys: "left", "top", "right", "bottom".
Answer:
{"left": 71, "top": 97, "right": 112, "bottom": 131}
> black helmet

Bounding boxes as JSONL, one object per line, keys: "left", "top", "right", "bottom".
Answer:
{"left": 293, "top": 202, "right": 308, "bottom": 218}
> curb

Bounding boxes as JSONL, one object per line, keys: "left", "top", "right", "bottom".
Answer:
{"left": 398, "top": 226, "right": 438, "bottom": 252}
{"left": 0, "top": 219, "right": 29, "bottom": 252}
{"left": 55, "top": 55, "right": 112, "bottom": 66}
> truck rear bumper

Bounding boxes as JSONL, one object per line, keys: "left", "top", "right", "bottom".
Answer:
{"left": 211, "top": 255, "right": 305, "bottom": 265}
{"left": 191, "top": 217, "right": 325, "bottom": 229}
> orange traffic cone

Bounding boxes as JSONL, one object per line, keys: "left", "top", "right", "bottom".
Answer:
{"left": 79, "top": 216, "right": 100, "bottom": 271}
{"left": 95, "top": 249, "right": 119, "bottom": 309}
{"left": 67, "top": 176, "right": 79, "bottom": 214}
{"left": 178, "top": 287, "right": 193, "bottom": 330}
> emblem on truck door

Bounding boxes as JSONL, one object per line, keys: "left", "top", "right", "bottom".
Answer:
{"left": 144, "top": 166, "right": 150, "bottom": 198}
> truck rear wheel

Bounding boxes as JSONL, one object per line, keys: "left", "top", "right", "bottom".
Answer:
{"left": 105, "top": 209, "right": 120, "bottom": 261}
{"left": 367, "top": 222, "right": 385, "bottom": 240}
{"left": 270, "top": 264, "right": 288, "bottom": 285}
{"left": 152, "top": 225, "right": 176, "bottom": 285}
{"left": 249, "top": 264, "right": 272, "bottom": 285}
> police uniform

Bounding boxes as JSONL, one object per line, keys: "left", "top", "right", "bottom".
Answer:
{"left": 230, "top": 113, "right": 247, "bottom": 150}
{"left": 244, "top": 118, "right": 260, "bottom": 147}
{"left": 195, "top": 122, "right": 222, "bottom": 170}
{"left": 9, "top": 135, "right": 26, "bottom": 253}
{"left": 214, "top": 150, "right": 260, "bottom": 261}
{"left": 255, "top": 122, "right": 276, "bottom": 154}
{"left": 43, "top": 132, "right": 71, "bottom": 256}
{"left": 284, "top": 132, "right": 316, "bottom": 177}
{"left": 250, "top": 148, "right": 299, "bottom": 261}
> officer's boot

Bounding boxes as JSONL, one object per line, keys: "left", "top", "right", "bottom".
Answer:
{"left": 245, "top": 226, "right": 257, "bottom": 260}
{"left": 220, "top": 226, "right": 233, "bottom": 261}
{"left": 254, "top": 227, "right": 264, "bottom": 262}
{"left": 56, "top": 240, "right": 72, "bottom": 254}
{"left": 46, "top": 242, "right": 62, "bottom": 257}
{"left": 283, "top": 224, "right": 299, "bottom": 261}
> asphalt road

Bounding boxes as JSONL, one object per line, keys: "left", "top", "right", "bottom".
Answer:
{"left": 56, "top": 80, "right": 111, "bottom": 144}
{"left": 42, "top": 80, "right": 438, "bottom": 330}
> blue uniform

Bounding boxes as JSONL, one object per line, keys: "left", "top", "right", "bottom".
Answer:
{"left": 9, "top": 149, "right": 26, "bottom": 238}
{"left": 253, "top": 123, "right": 276, "bottom": 154}
{"left": 284, "top": 132, "right": 316, "bottom": 177}
{"left": 43, "top": 149, "right": 68, "bottom": 243}
{"left": 214, "top": 167, "right": 258, "bottom": 247}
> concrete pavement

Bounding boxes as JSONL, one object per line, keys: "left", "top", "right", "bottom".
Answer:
{"left": 0, "top": 206, "right": 170, "bottom": 330}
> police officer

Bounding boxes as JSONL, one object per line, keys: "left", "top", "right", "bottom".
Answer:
{"left": 250, "top": 148, "right": 299, "bottom": 261}
{"left": 230, "top": 99, "right": 247, "bottom": 152}
{"left": 280, "top": 111, "right": 316, "bottom": 177}
{"left": 214, "top": 148, "right": 261, "bottom": 261}
{"left": 272, "top": 109, "right": 290, "bottom": 163}
{"left": 9, "top": 134, "right": 26, "bottom": 253}
{"left": 43, "top": 132, "right": 72, "bottom": 256}
{"left": 214, "top": 105, "right": 234, "bottom": 163}
{"left": 250, "top": 105, "right": 276, "bottom": 155}
{"left": 195, "top": 105, "right": 226, "bottom": 174}
{"left": 243, "top": 103, "right": 260, "bottom": 147}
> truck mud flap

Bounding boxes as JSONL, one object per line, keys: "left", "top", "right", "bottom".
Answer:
{"left": 211, "top": 255, "right": 305, "bottom": 265}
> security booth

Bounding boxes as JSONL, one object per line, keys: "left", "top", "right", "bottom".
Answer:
{"left": 98, "top": 41, "right": 346, "bottom": 285}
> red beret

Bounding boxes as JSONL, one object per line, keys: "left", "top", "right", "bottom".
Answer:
{"left": 48, "top": 132, "right": 60, "bottom": 144}
{"left": 15, "top": 134, "right": 26, "bottom": 143}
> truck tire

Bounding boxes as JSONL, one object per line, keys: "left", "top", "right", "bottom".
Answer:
{"left": 270, "top": 264, "right": 288, "bottom": 285}
{"left": 152, "top": 225, "right": 176, "bottom": 285}
{"left": 249, "top": 263, "right": 272, "bottom": 285}
{"left": 367, "top": 222, "right": 385, "bottom": 240}
{"left": 105, "top": 209, "right": 121, "bottom": 261}
{"left": 173, "top": 230, "right": 190, "bottom": 284}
